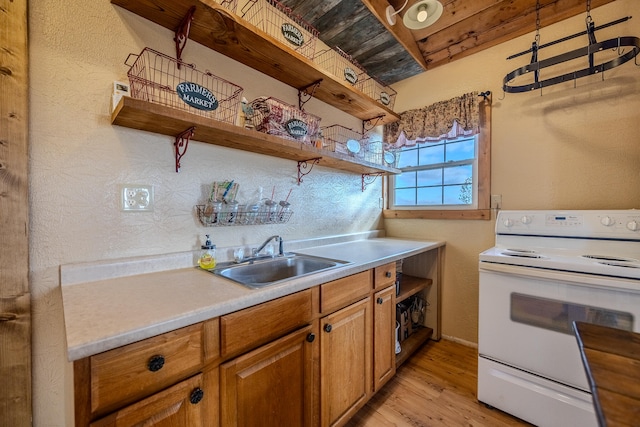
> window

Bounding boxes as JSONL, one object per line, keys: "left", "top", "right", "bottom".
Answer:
{"left": 383, "top": 96, "right": 491, "bottom": 220}
{"left": 391, "top": 135, "right": 478, "bottom": 209}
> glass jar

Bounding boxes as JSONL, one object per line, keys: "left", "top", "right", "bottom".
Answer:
{"left": 223, "top": 200, "right": 239, "bottom": 224}
{"left": 278, "top": 201, "right": 291, "bottom": 222}
{"left": 263, "top": 199, "right": 278, "bottom": 223}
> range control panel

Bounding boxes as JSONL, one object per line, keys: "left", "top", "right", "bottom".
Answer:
{"left": 495, "top": 210, "right": 640, "bottom": 239}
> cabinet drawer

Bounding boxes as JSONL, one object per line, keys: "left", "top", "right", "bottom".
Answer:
{"left": 374, "top": 263, "right": 396, "bottom": 290}
{"left": 90, "top": 373, "right": 205, "bottom": 427}
{"left": 90, "top": 323, "right": 203, "bottom": 417}
{"left": 220, "top": 289, "right": 313, "bottom": 359}
{"left": 320, "top": 270, "right": 372, "bottom": 314}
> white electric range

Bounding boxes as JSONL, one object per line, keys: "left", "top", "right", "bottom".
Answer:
{"left": 478, "top": 210, "right": 640, "bottom": 427}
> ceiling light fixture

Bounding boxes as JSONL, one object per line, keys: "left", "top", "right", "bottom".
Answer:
{"left": 403, "top": 0, "right": 443, "bottom": 30}
{"left": 385, "top": 0, "right": 409, "bottom": 26}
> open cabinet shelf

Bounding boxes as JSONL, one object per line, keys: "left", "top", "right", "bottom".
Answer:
{"left": 112, "top": 96, "right": 400, "bottom": 175}
{"left": 395, "top": 274, "right": 435, "bottom": 368}
{"left": 110, "top": 0, "right": 400, "bottom": 124}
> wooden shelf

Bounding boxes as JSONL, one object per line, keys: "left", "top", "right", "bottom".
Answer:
{"left": 395, "top": 326, "right": 433, "bottom": 368}
{"left": 112, "top": 97, "right": 400, "bottom": 175}
{"left": 111, "top": 0, "right": 400, "bottom": 124}
{"left": 395, "top": 274, "right": 433, "bottom": 367}
{"left": 397, "top": 275, "right": 432, "bottom": 303}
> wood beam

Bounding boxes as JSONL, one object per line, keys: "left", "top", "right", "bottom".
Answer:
{"left": 361, "top": 0, "right": 429, "bottom": 70}
{"left": 0, "top": 0, "right": 31, "bottom": 425}
{"left": 419, "top": 0, "right": 618, "bottom": 69}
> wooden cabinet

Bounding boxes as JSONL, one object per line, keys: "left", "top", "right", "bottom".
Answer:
{"left": 90, "top": 374, "right": 206, "bottom": 427}
{"left": 74, "top": 319, "right": 220, "bottom": 426}
{"left": 220, "top": 324, "right": 318, "bottom": 427}
{"left": 219, "top": 289, "right": 317, "bottom": 427}
{"left": 320, "top": 297, "right": 372, "bottom": 427}
{"left": 73, "top": 249, "right": 442, "bottom": 427}
{"left": 373, "top": 285, "right": 396, "bottom": 392}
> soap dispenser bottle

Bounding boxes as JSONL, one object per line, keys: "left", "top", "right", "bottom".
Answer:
{"left": 198, "top": 234, "right": 217, "bottom": 270}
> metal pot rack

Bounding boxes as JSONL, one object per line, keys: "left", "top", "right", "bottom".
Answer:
{"left": 503, "top": 3, "right": 639, "bottom": 94}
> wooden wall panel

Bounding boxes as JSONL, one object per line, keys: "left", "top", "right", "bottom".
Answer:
{"left": 0, "top": 0, "right": 31, "bottom": 425}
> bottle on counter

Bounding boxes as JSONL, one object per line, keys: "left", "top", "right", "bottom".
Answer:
{"left": 198, "top": 234, "right": 217, "bottom": 270}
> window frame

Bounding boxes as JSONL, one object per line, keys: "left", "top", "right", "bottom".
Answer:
{"left": 383, "top": 99, "right": 491, "bottom": 220}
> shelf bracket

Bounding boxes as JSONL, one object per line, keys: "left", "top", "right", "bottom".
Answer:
{"left": 174, "top": 6, "right": 196, "bottom": 67}
{"left": 297, "top": 158, "right": 321, "bottom": 185}
{"left": 362, "top": 115, "right": 385, "bottom": 133}
{"left": 174, "top": 126, "right": 196, "bottom": 173}
{"left": 362, "top": 173, "right": 383, "bottom": 192}
{"left": 298, "top": 80, "right": 322, "bottom": 110}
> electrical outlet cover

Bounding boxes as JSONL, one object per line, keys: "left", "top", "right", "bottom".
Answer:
{"left": 121, "top": 185, "right": 154, "bottom": 211}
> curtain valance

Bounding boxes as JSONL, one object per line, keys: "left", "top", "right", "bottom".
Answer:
{"left": 384, "top": 91, "right": 480, "bottom": 146}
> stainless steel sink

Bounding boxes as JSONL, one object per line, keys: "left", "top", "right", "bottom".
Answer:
{"left": 210, "top": 254, "right": 351, "bottom": 288}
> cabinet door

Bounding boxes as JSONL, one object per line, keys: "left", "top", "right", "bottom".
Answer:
{"left": 373, "top": 286, "right": 396, "bottom": 391}
{"left": 220, "top": 324, "right": 317, "bottom": 427}
{"left": 90, "top": 374, "right": 205, "bottom": 427}
{"left": 320, "top": 297, "right": 371, "bottom": 427}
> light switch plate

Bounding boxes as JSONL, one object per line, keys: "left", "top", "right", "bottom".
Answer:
{"left": 121, "top": 185, "right": 154, "bottom": 211}
{"left": 491, "top": 194, "right": 502, "bottom": 209}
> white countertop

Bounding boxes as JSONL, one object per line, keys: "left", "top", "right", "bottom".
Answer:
{"left": 61, "top": 237, "right": 443, "bottom": 361}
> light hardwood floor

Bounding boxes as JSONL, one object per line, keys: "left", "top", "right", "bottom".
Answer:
{"left": 347, "top": 339, "right": 533, "bottom": 426}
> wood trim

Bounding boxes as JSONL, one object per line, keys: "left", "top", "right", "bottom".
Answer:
{"left": 0, "top": 0, "right": 31, "bottom": 424}
{"left": 74, "top": 359, "right": 92, "bottom": 426}
{"left": 383, "top": 209, "right": 490, "bottom": 220}
{"left": 384, "top": 97, "right": 492, "bottom": 221}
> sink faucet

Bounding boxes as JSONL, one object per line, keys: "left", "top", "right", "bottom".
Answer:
{"left": 253, "top": 235, "right": 284, "bottom": 258}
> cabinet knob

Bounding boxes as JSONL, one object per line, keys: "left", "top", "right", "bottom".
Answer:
{"left": 377, "top": 297, "right": 384, "bottom": 305}
{"left": 190, "top": 387, "right": 204, "bottom": 405}
{"left": 324, "top": 324, "right": 332, "bottom": 333}
{"left": 147, "top": 355, "right": 165, "bottom": 372}
{"left": 385, "top": 271, "right": 392, "bottom": 278}
{"left": 306, "top": 333, "right": 316, "bottom": 342}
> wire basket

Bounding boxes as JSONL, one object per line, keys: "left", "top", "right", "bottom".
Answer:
{"left": 320, "top": 124, "right": 368, "bottom": 155}
{"left": 241, "top": 0, "right": 319, "bottom": 59}
{"left": 248, "top": 97, "right": 321, "bottom": 144}
{"left": 362, "top": 140, "right": 384, "bottom": 165}
{"left": 314, "top": 47, "right": 366, "bottom": 86}
{"left": 357, "top": 76, "right": 397, "bottom": 110}
{"left": 196, "top": 204, "right": 293, "bottom": 226}
{"left": 214, "top": 0, "right": 238, "bottom": 12}
{"left": 125, "top": 47, "right": 243, "bottom": 125}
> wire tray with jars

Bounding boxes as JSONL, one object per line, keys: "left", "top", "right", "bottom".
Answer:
{"left": 196, "top": 204, "right": 293, "bottom": 227}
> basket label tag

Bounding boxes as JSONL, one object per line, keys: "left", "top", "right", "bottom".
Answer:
{"left": 344, "top": 67, "right": 358, "bottom": 84}
{"left": 281, "top": 23, "right": 304, "bottom": 47}
{"left": 176, "top": 82, "right": 218, "bottom": 111}
{"left": 285, "top": 119, "right": 308, "bottom": 138}
{"left": 380, "top": 91, "right": 391, "bottom": 106}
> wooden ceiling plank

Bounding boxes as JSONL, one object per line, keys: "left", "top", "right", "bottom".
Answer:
{"left": 429, "top": 0, "right": 614, "bottom": 69}
{"left": 419, "top": 0, "right": 618, "bottom": 68}
{"left": 361, "top": 0, "right": 429, "bottom": 70}
{"left": 412, "top": 0, "right": 512, "bottom": 41}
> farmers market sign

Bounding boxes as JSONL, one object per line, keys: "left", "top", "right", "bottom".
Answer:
{"left": 281, "top": 23, "right": 304, "bottom": 47}
{"left": 380, "top": 91, "right": 391, "bottom": 106}
{"left": 344, "top": 67, "right": 358, "bottom": 85}
{"left": 285, "top": 119, "right": 308, "bottom": 138}
{"left": 176, "top": 82, "right": 218, "bottom": 111}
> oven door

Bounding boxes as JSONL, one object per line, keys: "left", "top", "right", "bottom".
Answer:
{"left": 479, "top": 262, "right": 640, "bottom": 391}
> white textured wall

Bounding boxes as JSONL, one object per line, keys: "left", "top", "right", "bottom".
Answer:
{"left": 386, "top": 0, "right": 640, "bottom": 344}
{"left": 28, "top": 0, "right": 383, "bottom": 424}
